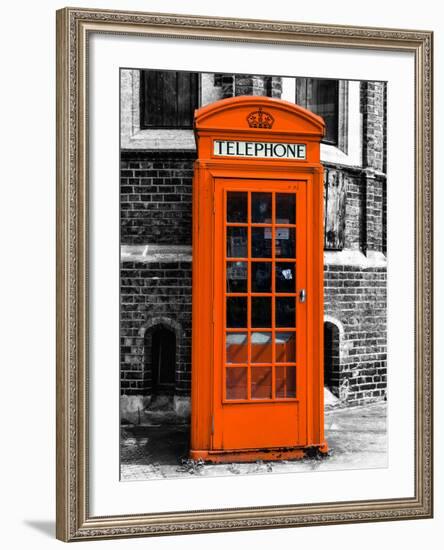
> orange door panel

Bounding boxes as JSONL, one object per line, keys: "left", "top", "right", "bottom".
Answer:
{"left": 212, "top": 180, "right": 307, "bottom": 451}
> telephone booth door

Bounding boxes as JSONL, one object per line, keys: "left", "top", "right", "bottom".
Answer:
{"left": 213, "top": 179, "right": 308, "bottom": 451}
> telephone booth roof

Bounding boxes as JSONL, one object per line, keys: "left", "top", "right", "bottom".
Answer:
{"left": 194, "top": 95, "right": 325, "bottom": 138}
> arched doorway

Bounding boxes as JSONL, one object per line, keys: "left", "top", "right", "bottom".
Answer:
{"left": 324, "top": 320, "right": 341, "bottom": 397}
{"left": 145, "top": 324, "right": 176, "bottom": 396}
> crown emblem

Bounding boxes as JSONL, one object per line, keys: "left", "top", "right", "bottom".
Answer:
{"left": 247, "top": 106, "right": 274, "bottom": 129}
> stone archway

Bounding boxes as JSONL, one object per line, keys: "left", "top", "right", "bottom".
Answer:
{"left": 323, "top": 315, "right": 345, "bottom": 398}
{"left": 140, "top": 317, "right": 182, "bottom": 398}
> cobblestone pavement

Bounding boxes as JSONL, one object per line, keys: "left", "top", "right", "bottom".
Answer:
{"left": 120, "top": 401, "right": 387, "bottom": 481}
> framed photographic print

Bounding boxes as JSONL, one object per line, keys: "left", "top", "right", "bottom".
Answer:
{"left": 56, "top": 7, "right": 433, "bottom": 542}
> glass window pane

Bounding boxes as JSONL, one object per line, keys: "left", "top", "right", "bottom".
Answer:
{"left": 227, "top": 191, "right": 247, "bottom": 222}
{"left": 276, "top": 193, "right": 296, "bottom": 224}
{"left": 227, "top": 227, "right": 247, "bottom": 258}
{"left": 275, "top": 332, "right": 296, "bottom": 362}
{"left": 275, "top": 228, "right": 295, "bottom": 258}
{"left": 226, "top": 332, "right": 248, "bottom": 364}
{"left": 226, "top": 261, "right": 247, "bottom": 293}
{"left": 251, "top": 367, "right": 272, "bottom": 399}
{"left": 276, "top": 366, "right": 296, "bottom": 398}
{"left": 275, "top": 263, "right": 296, "bottom": 293}
{"left": 251, "top": 297, "right": 271, "bottom": 328}
{"left": 311, "top": 79, "right": 339, "bottom": 145}
{"left": 252, "top": 227, "right": 272, "bottom": 258}
{"left": 276, "top": 297, "right": 296, "bottom": 327}
{"left": 251, "top": 192, "right": 272, "bottom": 223}
{"left": 226, "top": 297, "right": 247, "bottom": 328}
{"left": 226, "top": 367, "right": 248, "bottom": 400}
{"left": 252, "top": 262, "right": 271, "bottom": 293}
{"left": 251, "top": 332, "right": 272, "bottom": 363}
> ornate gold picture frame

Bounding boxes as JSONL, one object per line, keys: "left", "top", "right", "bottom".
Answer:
{"left": 56, "top": 7, "right": 433, "bottom": 541}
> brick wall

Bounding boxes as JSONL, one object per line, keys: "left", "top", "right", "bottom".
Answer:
{"left": 120, "top": 260, "right": 192, "bottom": 396}
{"left": 119, "top": 160, "right": 387, "bottom": 404}
{"left": 120, "top": 151, "right": 195, "bottom": 245}
{"left": 119, "top": 78, "right": 387, "bottom": 407}
{"left": 324, "top": 265, "right": 387, "bottom": 405}
{"left": 361, "top": 81, "right": 386, "bottom": 172}
{"left": 119, "top": 176, "right": 387, "bottom": 406}
{"left": 120, "top": 258, "right": 387, "bottom": 403}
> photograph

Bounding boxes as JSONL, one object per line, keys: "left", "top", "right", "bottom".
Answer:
{"left": 1, "top": 0, "right": 439, "bottom": 547}
{"left": 54, "top": 6, "right": 433, "bottom": 541}
{"left": 119, "top": 69, "right": 388, "bottom": 481}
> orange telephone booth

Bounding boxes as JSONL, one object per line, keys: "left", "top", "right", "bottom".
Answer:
{"left": 190, "top": 96, "right": 327, "bottom": 462}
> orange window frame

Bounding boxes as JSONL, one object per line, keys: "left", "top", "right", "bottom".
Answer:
{"left": 218, "top": 182, "right": 306, "bottom": 405}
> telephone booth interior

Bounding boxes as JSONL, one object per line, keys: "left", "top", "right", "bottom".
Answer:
{"left": 191, "top": 96, "right": 327, "bottom": 462}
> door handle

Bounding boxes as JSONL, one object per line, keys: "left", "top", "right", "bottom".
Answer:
{"left": 299, "top": 288, "right": 307, "bottom": 303}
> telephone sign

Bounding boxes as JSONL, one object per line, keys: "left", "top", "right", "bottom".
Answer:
{"left": 213, "top": 139, "right": 307, "bottom": 159}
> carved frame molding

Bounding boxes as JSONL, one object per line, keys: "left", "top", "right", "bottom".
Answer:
{"left": 56, "top": 7, "right": 433, "bottom": 541}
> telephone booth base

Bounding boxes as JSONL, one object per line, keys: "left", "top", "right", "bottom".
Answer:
{"left": 190, "top": 442, "right": 328, "bottom": 464}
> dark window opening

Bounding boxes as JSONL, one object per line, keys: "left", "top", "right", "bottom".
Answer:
{"left": 214, "top": 73, "right": 223, "bottom": 87}
{"left": 264, "top": 76, "right": 273, "bottom": 97}
{"left": 140, "top": 70, "right": 199, "bottom": 129}
{"left": 324, "top": 322, "right": 340, "bottom": 396}
{"left": 296, "top": 78, "right": 339, "bottom": 145}
{"left": 149, "top": 325, "right": 176, "bottom": 395}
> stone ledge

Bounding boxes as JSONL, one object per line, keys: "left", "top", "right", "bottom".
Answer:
{"left": 324, "top": 250, "right": 387, "bottom": 269}
{"left": 121, "top": 244, "right": 192, "bottom": 263}
{"left": 121, "top": 245, "right": 387, "bottom": 269}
